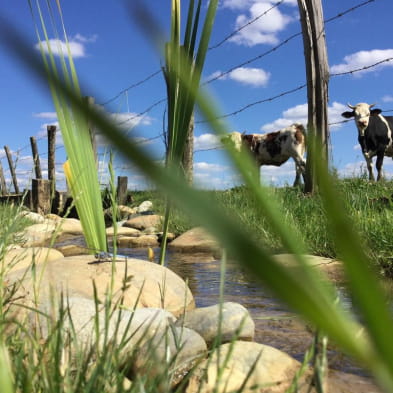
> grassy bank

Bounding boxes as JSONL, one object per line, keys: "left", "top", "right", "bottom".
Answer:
{"left": 132, "top": 177, "right": 393, "bottom": 276}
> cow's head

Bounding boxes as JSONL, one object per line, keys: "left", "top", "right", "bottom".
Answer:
{"left": 341, "top": 102, "right": 382, "bottom": 135}
{"left": 221, "top": 131, "right": 243, "bottom": 152}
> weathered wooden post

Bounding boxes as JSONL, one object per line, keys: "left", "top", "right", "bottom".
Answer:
{"left": 297, "top": 0, "right": 329, "bottom": 194}
{"left": 182, "top": 114, "right": 194, "bottom": 185}
{"left": 0, "top": 160, "right": 7, "bottom": 196}
{"left": 47, "top": 125, "right": 57, "bottom": 199}
{"left": 32, "top": 178, "right": 51, "bottom": 215}
{"left": 30, "top": 136, "right": 42, "bottom": 179}
{"left": 116, "top": 176, "right": 128, "bottom": 205}
{"left": 4, "top": 145, "right": 19, "bottom": 194}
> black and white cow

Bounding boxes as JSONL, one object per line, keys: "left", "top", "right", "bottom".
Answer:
{"left": 223, "top": 123, "right": 307, "bottom": 186}
{"left": 342, "top": 102, "right": 393, "bottom": 181}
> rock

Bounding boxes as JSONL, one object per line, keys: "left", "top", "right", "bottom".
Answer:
{"left": 19, "top": 211, "right": 45, "bottom": 223}
{"left": 31, "top": 296, "right": 206, "bottom": 387}
{"left": 106, "top": 227, "right": 141, "bottom": 237}
{"left": 116, "top": 235, "right": 159, "bottom": 248}
{"left": 131, "top": 325, "right": 207, "bottom": 386}
{"left": 4, "top": 247, "right": 64, "bottom": 273}
{"left": 34, "top": 297, "right": 176, "bottom": 345}
{"left": 54, "top": 244, "right": 90, "bottom": 257}
{"left": 272, "top": 254, "right": 345, "bottom": 282}
{"left": 137, "top": 201, "right": 153, "bottom": 214}
{"left": 20, "top": 222, "right": 58, "bottom": 247}
{"left": 157, "top": 232, "right": 176, "bottom": 244}
{"left": 104, "top": 205, "right": 137, "bottom": 226}
{"left": 186, "top": 341, "right": 302, "bottom": 393}
{"left": 176, "top": 302, "right": 254, "bottom": 346}
{"left": 53, "top": 218, "right": 84, "bottom": 235}
{"left": 124, "top": 215, "right": 163, "bottom": 231}
{"left": 8, "top": 255, "right": 195, "bottom": 317}
{"left": 169, "top": 227, "right": 220, "bottom": 254}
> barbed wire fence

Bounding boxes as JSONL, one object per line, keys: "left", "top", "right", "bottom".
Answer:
{"left": 1, "top": 0, "right": 391, "bottom": 194}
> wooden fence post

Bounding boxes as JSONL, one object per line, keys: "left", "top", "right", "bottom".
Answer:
{"left": 116, "top": 176, "right": 128, "bottom": 205}
{"left": 4, "top": 145, "right": 19, "bottom": 194}
{"left": 297, "top": 0, "right": 329, "bottom": 194}
{"left": 0, "top": 160, "right": 7, "bottom": 195}
{"left": 30, "top": 136, "right": 42, "bottom": 179}
{"left": 32, "top": 178, "right": 51, "bottom": 215}
{"left": 47, "top": 125, "right": 57, "bottom": 198}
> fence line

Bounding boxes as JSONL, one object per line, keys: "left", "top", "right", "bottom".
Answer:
{"left": 98, "top": 1, "right": 375, "bottom": 107}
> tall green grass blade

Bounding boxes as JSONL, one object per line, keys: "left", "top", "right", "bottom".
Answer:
{"left": 0, "top": 342, "right": 14, "bottom": 393}
{"left": 28, "top": 0, "right": 107, "bottom": 253}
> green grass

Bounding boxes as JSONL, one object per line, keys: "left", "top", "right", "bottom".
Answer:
{"left": 0, "top": 204, "right": 34, "bottom": 250}
{"left": 132, "top": 177, "right": 393, "bottom": 276}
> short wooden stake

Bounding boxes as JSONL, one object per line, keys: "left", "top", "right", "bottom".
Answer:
{"left": 116, "top": 176, "right": 128, "bottom": 205}
{"left": 32, "top": 178, "right": 51, "bottom": 215}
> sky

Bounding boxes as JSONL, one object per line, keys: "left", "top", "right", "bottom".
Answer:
{"left": 1, "top": 0, "right": 393, "bottom": 191}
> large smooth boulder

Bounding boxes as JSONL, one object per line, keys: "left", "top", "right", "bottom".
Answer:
{"left": 186, "top": 341, "right": 302, "bottom": 393}
{"left": 169, "top": 227, "right": 220, "bottom": 254}
{"left": 124, "top": 215, "right": 163, "bottom": 231}
{"left": 4, "top": 247, "right": 64, "bottom": 273}
{"left": 7, "top": 255, "right": 195, "bottom": 317}
{"left": 20, "top": 222, "right": 58, "bottom": 247}
{"left": 176, "top": 302, "right": 254, "bottom": 346}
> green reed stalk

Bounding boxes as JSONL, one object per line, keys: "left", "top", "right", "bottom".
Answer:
{"left": 28, "top": 0, "right": 107, "bottom": 253}
{"left": 159, "top": 0, "right": 218, "bottom": 265}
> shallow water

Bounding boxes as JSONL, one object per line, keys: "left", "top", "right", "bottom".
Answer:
{"left": 118, "top": 247, "right": 367, "bottom": 377}
{"left": 54, "top": 236, "right": 368, "bottom": 376}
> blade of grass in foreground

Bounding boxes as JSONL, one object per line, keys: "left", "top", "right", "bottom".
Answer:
{"left": 28, "top": 0, "right": 107, "bottom": 253}
{"left": 2, "top": 15, "right": 393, "bottom": 391}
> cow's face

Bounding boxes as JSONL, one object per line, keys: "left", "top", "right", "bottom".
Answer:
{"left": 221, "top": 131, "right": 243, "bottom": 152}
{"left": 342, "top": 103, "right": 382, "bottom": 136}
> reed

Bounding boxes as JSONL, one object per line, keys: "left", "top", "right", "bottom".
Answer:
{"left": 29, "top": 0, "right": 107, "bottom": 254}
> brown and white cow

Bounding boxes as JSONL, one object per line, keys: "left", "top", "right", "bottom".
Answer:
{"left": 223, "top": 123, "right": 306, "bottom": 186}
{"left": 342, "top": 102, "right": 393, "bottom": 181}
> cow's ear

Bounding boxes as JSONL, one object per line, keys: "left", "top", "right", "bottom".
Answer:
{"left": 341, "top": 111, "right": 354, "bottom": 118}
{"left": 370, "top": 108, "right": 382, "bottom": 116}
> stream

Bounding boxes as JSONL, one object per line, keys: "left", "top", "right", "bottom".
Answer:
{"left": 54, "top": 235, "right": 369, "bottom": 377}
{"left": 120, "top": 247, "right": 367, "bottom": 377}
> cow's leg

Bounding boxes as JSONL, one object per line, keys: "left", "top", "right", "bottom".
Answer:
{"left": 364, "top": 154, "right": 375, "bottom": 181}
{"left": 292, "top": 157, "right": 306, "bottom": 187}
{"left": 376, "top": 152, "right": 385, "bottom": 181}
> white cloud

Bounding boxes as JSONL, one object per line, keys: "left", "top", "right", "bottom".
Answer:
{"left": 330, "top": 49, "right": 393, "bottom": 76}
{"left": 35, "top": 38, "right": 86, "bottom": 58}
{"left": 221, "top": 0, "right": 297, "bottom": 10}
{"left": 229, "top": 67, "right": 271, "bottom": 87}
{"left": 33, "top": 112, "right": 57, "bottom": 119}
{"left": 194, "top": 162, "right": 227, "bottom": 172}
{"left": 261, "top": 101, "right": 348, "bottom": 132}
{"left": 206, "top": 67, "right": 270, "bottom": 87}
{"left": 229, "top": 2, "right": 293, "bottom": 46}
{"left": 194, "top": 133, "right": 220, "bottom": 150}
{"left": 382, "top": 95, "right": 393, "bottom": 103}
{"left": 73, "top": 33, "right": 98, "bottom": 43}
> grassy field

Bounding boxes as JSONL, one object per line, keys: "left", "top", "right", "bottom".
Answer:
{"left": 131, "top": 177, "right": 393, "bottom": 277}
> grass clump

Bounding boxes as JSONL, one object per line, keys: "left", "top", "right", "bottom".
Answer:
{"left": 135, "top": 177, "right": 393, "bottom": 276}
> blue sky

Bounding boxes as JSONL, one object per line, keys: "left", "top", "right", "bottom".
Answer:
{"left": 1, "top": 0, "right": 393, "bottom": 191}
